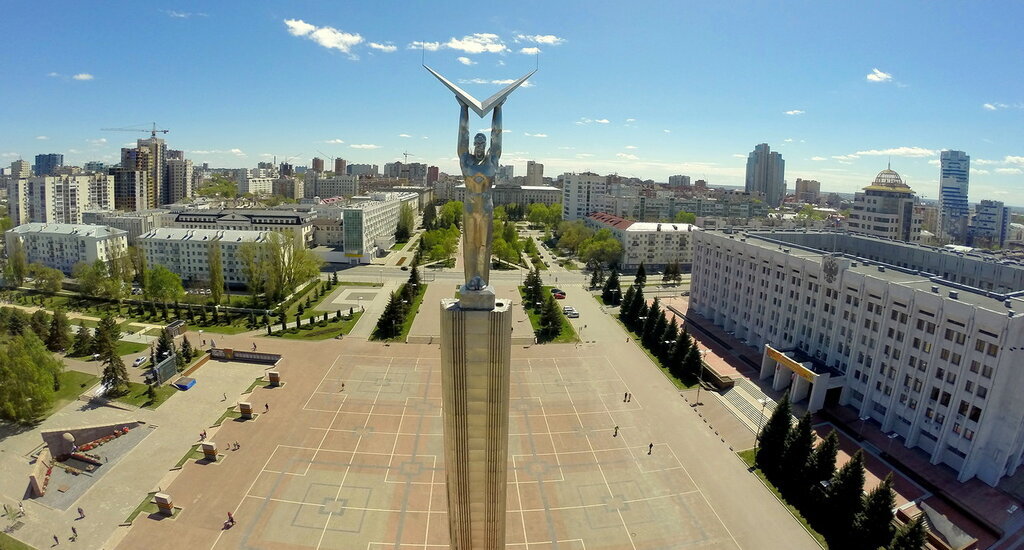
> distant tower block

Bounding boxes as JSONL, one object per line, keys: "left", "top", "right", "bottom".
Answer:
{"left": 202, "top": 442, "right": 217, "bottom": 461}
{"left": 154, "top": 493, "right": 174, "bottom": 516}
{"left": 439, "top": 295, "right": 512, "bottom": 550}
{"left": 268, "top": 371, "right": 281, "bottom": 387}
{"left": 239, "top": 402, "right": 254, "bottom": 419}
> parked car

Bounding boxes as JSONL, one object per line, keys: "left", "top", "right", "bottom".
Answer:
{"left": 401, "top": 266, "right": 409, "bottom": 271}
{"left": 565, "top": 308, "right": 579, "bottom": 318}
{"left": 553, "top": 292, "right": 566, "bottom": 300}
{"left": 550, "top": 288, "right": 564, "bottom": 295}
{"left": 132, "top": 356, "right": 148, "bottom": 367}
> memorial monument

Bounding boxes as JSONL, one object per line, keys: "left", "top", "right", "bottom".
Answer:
{"left": 427, "top": 65, "right": 533, "bottom": 550}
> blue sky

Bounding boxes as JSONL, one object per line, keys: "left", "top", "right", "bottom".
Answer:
{"left": 2, "top": 1, "right": 1022, "bottom": 203}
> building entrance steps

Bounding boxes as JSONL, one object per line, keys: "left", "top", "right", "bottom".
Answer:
{"left": 719, "top": 385, "right": 776, "bottom": 434}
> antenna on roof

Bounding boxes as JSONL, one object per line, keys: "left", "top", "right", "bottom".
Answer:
{"left": 888, "top": 156, "right": 891, "bottom": 170}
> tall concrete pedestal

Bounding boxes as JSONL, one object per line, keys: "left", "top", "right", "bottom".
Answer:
{"left": 440, "top": 287, "right": 512, "bottom": 550}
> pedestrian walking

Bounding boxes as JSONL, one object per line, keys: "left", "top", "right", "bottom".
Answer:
{"left": 77, "top": 507, "right": 85, "bottom": 519}
{"left": 264, "top": 403, "right": 269, "bottom": 413}
{"left": 648, "top": 442, "right": 654, "bottom": 455}
{"left": 227, "top": 511, "right": 235, "bottom": 525}
{"left": 53, "top": 534, "right": 59, "bottom": 545}
{"left": 222, "top": 393, "right": 227, "bottom": 401}
{"left": 341, "top": 383, "right": 345, "bottom": 391}
{"left": 2, "top": 504, "right": 9, "bottom": 518}
{"left": 202, "top": 339, "right": 207, "bottom": 347}
{"left": 613, "top": 426, "right": 619, "bottom": 437}
{"left": 18, "top": 501, "right": 24, "bottom": 517}
{"left": 252, "top": 343, "right": 257, "bottom": 351}
{"left": 627, "top": 393, "right": 632, "bottom": 402}
{"left": 71, "top": 526, "right": 77, "bottom": 539}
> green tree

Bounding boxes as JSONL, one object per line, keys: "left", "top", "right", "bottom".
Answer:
{"left": 824, "top": 450, "right": 867, "bottom": 544}
{"left": 641, "top": 298, "right": 661, "bottom": 347}
{"left": 556, "top": 221, "right": 593, "bottom": 255}
{"left": 0, "top": 332, "right": 64, "bottom": 422}
{"left": 127, "top": 246, "right": 148, "bottom": 293}
{"left": 619, "top": 285, "right": 637, "bottom": 324}
{"left": 155, "top": 329, "right": 175, "bottom": 363}
{"left": 578, "top": 228, "right": 623, "bottom": 266}
{"left": 373, "top": 291, "right": 404, "bottom": 340}
{"left": 624, "top": 285, "right": 646, "bottom": 331}
{"left": 208, "top": 241, "right": 224, "bottom": 305}
{"left": 438, "top": 201, "right": 464, "bottom": 229}
{"left": 668, "top": 329, "right": 692, "bottom": 379}
{"left": 588, "top": 266, "right": 603, "bottom": 289}
{"left": 29, "top": 310, "right": 51, "bottom": 340}
{"left": 7, "top": 237, "right": 28, "bottom": 287}
{"left": 71, "top": 325, "right": 92, "bottom": 356}
{"left": 30, "top": 263, "right": 64, "bottom": 294}
{"left": 72, "top": 260, "right": 104, "bottom": 297}
{"left": 659, "top": 317, "right": 679, "bottom": 362}
{"left": 601, "top": 270, "right": 621, "bottom": 305}
{"left": 649, "top": 311, "right": 669, "bottom": 357}
{"left": 395, "top": 202, "right": 415, "bottom": 242}
{"left": 180, "top": 335, "right": 194, "bottom": 360}
{"left": 809, "top": 430, "right": 840, "bottom": 488}
{"left": 100, "top": 347, "right": 130, "bottom": 397}
{"left": 46, "top": 308, "right": 73, "bottom": 352}
{"left": 91, "top": 314, "right": 120, "bottom": 356}
{"left": 634, "top": 262, "right": 647, "bottom": 287}
{"left": 539, "top": 293, "right": 562, "bottom": 341}
{"left": 146, "top": 265, "right": 185, "bottom": 305}
{"left": 855, "top": 474, "right": 896, "bottom": 549}
{"left": 756, "top": 393, "right": 792, "bottom": 479}
{"left": 673, "top": 211, "right": 697, "bottom": 224}
{"left": 422, "top": 202, "right": 437, "bottom": 230}
{"left": 682, "top": 345, "right": 702, "bottom": 380}
{"left": 888, "top": 516, "right": 926, "bottom": 550}
{"left": 780, "top": 413, "right": 815, "bottom": 498}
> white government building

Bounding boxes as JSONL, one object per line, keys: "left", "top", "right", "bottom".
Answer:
{"left": 5, "top": 223, "right": 128, "bottom": 274}
{"left": 137, "top": 228, "right": 270, "bottom": 288}
{"left": 690, "top": 229, "right": 1024, "bottom": 486}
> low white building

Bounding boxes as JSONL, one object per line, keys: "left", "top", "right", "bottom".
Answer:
{"left": 161, "top": 208, "right": 314, "bottom": 248}
{"left": 5, "top": 223, "right": 128, "bottom": 274}
{"left": 137, "top": 228, "right": 270, "bottom": 288}
{"left": 238, "top": 176, "right": 273, "bottom": 196}
{"left": 82, "top": 209, "right": 168, "bottom": 245}
{"left": 585, "top": 212, "right": 697, "bottom": 270}
{"left": 310, "top": 192, "right": 417, "bottom": 264}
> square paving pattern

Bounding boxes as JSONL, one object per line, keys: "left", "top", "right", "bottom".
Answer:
{"left": 120, "top": 342, "right": 750, "bottom": 550}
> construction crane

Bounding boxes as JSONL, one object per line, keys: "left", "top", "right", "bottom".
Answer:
{"left": 402, "top": 151, "right": 413, "bottom": 163}
{"left": 100, "top": 122, "right": 169, "bottom": 138}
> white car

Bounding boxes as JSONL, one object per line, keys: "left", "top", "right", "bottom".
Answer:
{"left": 132, "top": 356, "right": 148, "bottom": 367}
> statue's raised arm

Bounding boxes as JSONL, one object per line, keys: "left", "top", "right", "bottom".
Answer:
{"left": 488, "top": 102, "right": 503, "bottom": 163}
{"left": 457, "top": 100, "right": 470, "bottom": 158}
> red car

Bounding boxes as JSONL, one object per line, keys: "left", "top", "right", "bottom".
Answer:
{"left": 553, "top": 292, "right": 566, "bottom": 299}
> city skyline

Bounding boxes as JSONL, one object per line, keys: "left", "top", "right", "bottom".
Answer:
{"left": 2, "top": 1, "right": 1022, "bottom": 204}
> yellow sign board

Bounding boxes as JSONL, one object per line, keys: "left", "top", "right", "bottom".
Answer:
{"left": 767, "top": 347, "right": 816, "bottom": 382}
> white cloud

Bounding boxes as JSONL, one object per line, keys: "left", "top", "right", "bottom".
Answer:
{"left": 462, "top": 78, "right": 534, "bottom": 88}
{"left": 47, "top": 72, "right": 59, "bottom": 77}
{"left": 594, "top": 119, "right": 609, "bottom": 124}
{"left": 971, "top": 168, "right": 990, "bottom": 175}
{"left": 625, "top": 145, "right": 638, "bottom": 150}
{"left": 784, "top": 110, "right": 805, "bottom": 115}
{"left": 982, "top": 103, "right": 998, "bottom": 111}
{"left": 408, "top": 41, "right": 441, "bottom": 51}
{"left": 68, "top": 148, "right": 81, "bottom": 154}
{"left": 398, "top": 134, "right": 411, "bottom": 138}
{"left": 325, "top": 139, "right": 345, "bottom": 144}
{"left": 866, "top": 68, "right": 893, "bottom": 83}
{"left": 1004, "top": 156, "right": 1024, "bottom": 165}
{"left": 832, "top": 154, "right": 860, "bottom": 160}
{"left": 350, "top": 144, "right": 381, "bottom": 149}
{"left": 519, "top": 47, "right": 541, "bottom": 55}
{"left": 229, "top": 148, "right": 245, "bottom": 156}
{"left": 783, "top": 138, "right": 794, "bottom": 143}
{"left": 996, "top": 168, "right": 1023, "bottom": 174}
{"left": 516, "top": 34, "right": 566, "bottom": 45}
{"left": 1, "top": 152, "right": 19, "bottom": 158}
{"left": 625, "top": 118, "right": 636, "bottom": 123}
{"left": 524, "top": 132, "right": 548, "bottom": 138}
{"left": 577, "top": 153, "right": 595, "bottom": 158}
{"left": 811, "top": 156, "right": 826, "bottom": 161}
{"left": 457, "top": 56, "right": 475, "bottom": 65}
{"left": 164, "top": 10, "right": 206, "bottom": 18}
{"left": 86, "top": 138, "right": 107, "bottom": 145}
{"left": 663, "top": 129, "right": 671, "bottom": 133}
{"left": 616, "top": 153, "right": 639, "bottom": 160}
{"left": 35, "top": 135, "right": 48, "bottom": 140}
{"left": 731, "top": 154, "right": 747, "bottom": 158}
{"left": 368, "top": 42, "right": 397, "bottom": 53}
{"left": 854, "top": 147, "right": 935, "bottom": 157}
{"left": 444, "top": 33, "right": 507, "bottom": 54}
{"left": 927, "top": 159, "right": 941, "bottom": 165}
{"left": 283, "top": 19, "right": 363, "bottom": 59}
{"left": 497, "top": 60, "right": 505, "bottom": 66}
{"left": 72, "top": 73, "right": 94, "bottom": 80}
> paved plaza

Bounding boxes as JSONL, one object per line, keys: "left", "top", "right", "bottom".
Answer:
{"left": 117, "top": 337, "right": 817, "bottom": 550}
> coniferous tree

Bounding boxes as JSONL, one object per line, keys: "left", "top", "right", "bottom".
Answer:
{"left": 100, "top": 348, "right": 129, "bottom": 397}
{"left": 71, "top": 325, "right": 92, "bottom": 356}
{"left": 668, "top": 329, "right": 692, "bottom": 379}
{"left": 809, "top": 430, "right": 840, "bottom": 488}
{"left": 619, "top": 285, "right": 636, "bottom": 323}
{"left": 855, "top": 473, "right": 896, "bottom": 550}
{"left": 649, "top": 311, "right": 669, "bottom": 357}
{"left": 887, "top": 516, "right": 926, "bottom": 550}
{"left": 625, "top": 286, "right": 646, "bottom": 330}
{"left": 756, "top": 393, "right": 792, "bottom": 479}
{"left": 641, "top": 298, "right": 662, "bottom": 348}
{"left": 91, "top": 314, "right": 120, "bottom": 356}
{"left": 29, "top": 310, "right": 50, "bottom": 340}
{"left": 155, "top": 329, "right": 175, "bottom": 362}
{"left": 589, "top": 268, "right": 602, "bottom": 290}
{"left": 633, "top": 262, "right": 647, "bottom": 287}
{"left": 824, "top": 449, "right": 867, "bottom": 544}
{"left": 180, "top": 335, "right": 194, "bottom": 361}
{"left": 46, "top": 308, "right": 73, "bottom": 352}
{"left": 7, "top": 309, "right": 25, "bottom": 336}
{"left": 682, "top": 345, "right": 702, "bottom": 380}
{"left": 539, "top": 293, "right": 562, "bottom": 341}
{"left": 659, "top": 317, "right": 679, "bottom": 362}
{"left": 781, "top": 413, "right": 815, "bottom": 498}
{"left": 601, "top": 270, "right": 621, "bottom": 305}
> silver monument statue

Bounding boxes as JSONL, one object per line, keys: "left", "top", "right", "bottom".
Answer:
{"left": 425, "top": 65, "right": 535, "bottom": 291}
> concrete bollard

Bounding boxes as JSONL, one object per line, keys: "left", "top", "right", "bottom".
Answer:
{"left": 202, "top": 442, "right": 217, "bottom": 461}
{"left": 268, "top": 371, "right": 281, "bottom": 387}
{"left": 155, "top": 493, "right": 174, "bottom": 516}
{"left": 239, "top": 402, "right": 254, "bottom": 419}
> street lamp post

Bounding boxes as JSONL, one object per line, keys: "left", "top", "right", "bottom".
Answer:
{"left": 886, "top": 432, "right": 899, "bottom": 457}
{"left": 858, "top": 416, "right": 870, "bottom": 440}
{"left": 694, "top": 348, "right": 708, "bottom": 405}
{"left": 754, "top": 398, "right": 769, "bottom": 454}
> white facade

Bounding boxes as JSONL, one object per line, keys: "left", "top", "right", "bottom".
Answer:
{"left": 138, "top": 228, "right": 269, "bottom": 288}
{"left": 845, "top": 168, "right": 922, "bottom": 243}
{"left": 970, "top": 200, "right": 1009, "bottom": 248}
{"left": 691, "top": 229, "right": 1024, "bottom": 486}
{"left": 18, "top": 175, "right": 115, "bottom": 225}
{"left": 6, "top": 223, "right": 128, "bottom": 274}
{"left": 7, "top": 178, "right": 29, "bottom": 225}
{"left": 239, "top": 176, "right": 273, "bottom": 196}
{"left": 338, "top": 192, "right": 416, "bottom": 264}
{"left": 165, "top": 158, "right": 194, "bottom": 204}
{"left": 307, "top": 175, "right": 359, "bottom": 199}
{"left": 745, "top": 143, "right": 786, "bottom": 207}
{"left": 82, "top": 209, "right": 167, "bottom": 245}
{"left": 668, "top": 174, "right": 691, "bottom": 187}
{"left": 162, "top": 208, "right": 314, "bottom": 248}
{"left": 585, "top": 212, "right": 696, "bottom": 269}
{"left": 561, "top": 172, "right": 607, "bottom": 221}
{"left": 526, "top": 161, "right": 543, "bottom": 187}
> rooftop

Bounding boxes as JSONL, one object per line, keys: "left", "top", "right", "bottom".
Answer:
{"left": 8, "top": 223, "right": 126, "bottom": 238}
{"left": 138, "top": 228, "right": 269, "bottom": 243}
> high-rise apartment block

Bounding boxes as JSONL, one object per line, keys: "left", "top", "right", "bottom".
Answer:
{"left": 347, "top": 164, "right": 378, "bottom": 177}
{"left": 427, "top": 165, "right": 440, "bottom": 184}
{"left": 165, "top": 158, "right": 194, "bottom": 204}
{"left": 668, "top": 174, "right": 691, "bottom": 187}
{"left": 744, "top": 143, "right": 786, "bottom": 206}
{"left": 334, "top": 157, "right": 347, "bottom": 175}
{"left": 312, "top": 157, "right": 325, "bottom": 173}
{"left": 497, "top": 165, "right": 514, "bottom": 183}
{"left": 970, "top": 200, "right": 1009, "bottom": 248}
{"left": 845, "top": 168, "right": 922, "bottom": 242}
{"left": 561, "top": 172, "right": 607, "bottom": 221}
{"left": 8, "top": 175, "right": 114, "bottom": 225}
{"left": 794, "top": 178, "right": 821, "bottom": 203}
{"left": 10, "top": 160, "right": 31, "bottom": 178}
{"left": 939, "top": 150, "right": 970, "bottom": 244}
{"left": 526, "top": 161, "right": 544, "bottom": 186}
{"left": 34, "top": 154, "right": 63, "bottom": 176}
{"left": 691, "top": 229, "right": 1024, "bottom": 486}
{"left": 112, "top": 168, "right": 151, "bottom": 212}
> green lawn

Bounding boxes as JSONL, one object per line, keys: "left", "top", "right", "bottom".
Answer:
{"left": 390, "top": 240, "right": 408, "bottom": 251}
{"left": 172, "top": 445, "right": 204, "bottom": 469}
{"left": 737, "top": 450, "right": 828, "bottom": 548}
{"left": 122, "top": 324, "right": 146, "bottom": 335}
{"left": 518, "top": 287, "right": 578, "bottom": 344}
{"left": 49, "top": 370, "right": 100, "bottom": 416}
{"left": 395, "top": 285, "right": 428, "bottom": 342}
{"left": 112, "top": 382, "right": 178, "bottom": 409}
{"left": 338, "top": 281, "right": 383, "bottom": 287}
{"left": 270, "top": 312, "right": 362, "bottom": 340}
{"left": 124, "top": 492, "right": 160, "bottom": 524}
{"left": 68, "top": 339, "right": 148, "bottom": 360}
{"left": 212, "top": 407, "right": 242, "bottom": 427}
{"left": 0, "top": 531, "right": 36, "bottom": 550}
{"left": 190, "top": 321, "right": 251, "bottom": 335}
